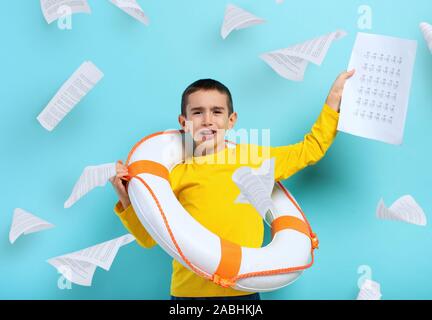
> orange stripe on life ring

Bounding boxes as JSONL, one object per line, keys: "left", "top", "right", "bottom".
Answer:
{"left": 213, "top": 238, "right": 242, "bottom": 287}
{"left": 271, "top": 216, "right": 310, "bottom": 240}
{"left": 127, "top": 160, "right": 170, "bottom": 182}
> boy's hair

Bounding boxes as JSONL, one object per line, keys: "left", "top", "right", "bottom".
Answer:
{"left": 181, "top": 79, "right": 234, "bottom": 116}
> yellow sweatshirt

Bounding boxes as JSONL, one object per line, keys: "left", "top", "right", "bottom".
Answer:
{"left": 114, "top": 104, "right": 339, "bottom": 297}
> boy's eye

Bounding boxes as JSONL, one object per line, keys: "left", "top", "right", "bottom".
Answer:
{"left": 193, "top": 111, "right": 202, "bottom": 115}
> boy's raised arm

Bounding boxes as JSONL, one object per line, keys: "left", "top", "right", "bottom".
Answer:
{"left": 271, "top": 70, "right": 354, "bottom": 181}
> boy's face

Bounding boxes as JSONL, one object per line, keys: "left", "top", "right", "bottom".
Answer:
{"left": 178, "top": 89, "right": 237, "bottom": 156}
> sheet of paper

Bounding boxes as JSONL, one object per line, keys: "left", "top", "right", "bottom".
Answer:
{"left": 338, "top": 33, "right": 417, "bottom": 145}
{"left": 232, "top": 158, "right": 276, "bottom": 224}
{"left": 420, "top": 22, "right": 432, "bottom": 54}
{"left": 9, "top": 208, "right": 54, "bottom": 244}
{"left": 376, "top": 195, "right": 427, "bottom": 226}
{"left": 48, "top": 257, "right": 97, "bottom": 286}
{"left": 109, "top": 0, "right": 149, "bottom": 25}
{"left": 357, "top": 279, "right": 382, "bottom": 300}
{"left": 47, "top": 234, "right": 135, "bottom": 286}
{"left": 40, "top": 0, "right": 91, "bottom": 24}
{"left": 260, "top": 30, "right": 347, "bottom": 81}
{"left": 64, "top": 162, "right": 116, "bottom": 208}
{"left": 221, "top": 4, "right": 265, "bottom": 39}
{"left": 37, "top": 61, "right": 104, "bottom": 131}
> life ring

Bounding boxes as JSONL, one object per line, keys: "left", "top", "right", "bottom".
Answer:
{"left": 125, "top": 130, "right": 319, "bottom": 292}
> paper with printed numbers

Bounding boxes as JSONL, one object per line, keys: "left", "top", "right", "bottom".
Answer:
{"left": 376, "top": 195, "right": 427, "bottom": 226}
{"left": 260, "top": 30, "right": 346, "bottom": 81}
{"left": 338, "top": 33, "right": 417, "bottom": 145}
{"left": 64, "top": 163, "right": 116, "bottom": 208}
{"left": 37, "top": 61, "right": 104, "bottom": 131}
{"left": 40, "top": 0, "right": 91, "bottom": 24}
{"left": 9, "top": 208, "right": 54, "bottom": 244}
{"left": 221, "top": 4, "right": 265, "bottom": 39}
{"left": 357, "top": 279, "right": 382, "bottom": 300}
{"left": 47, "top": 234, "right": 135, "bottom": 286}
{"left": 110, "top": 0, "right": 149, "bottom": 25}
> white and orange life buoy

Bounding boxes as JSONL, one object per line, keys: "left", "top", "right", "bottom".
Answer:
{"left": 125, "top": 130, "right": 319, "bottom": 292}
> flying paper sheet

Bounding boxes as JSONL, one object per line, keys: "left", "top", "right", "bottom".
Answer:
{"left": 47, "top": 234, "right": 135, "bottom": 286}
{"left": 40, "top": 0, "right": 91, "bottom": 24}
{"left": 260, "top": 30, "right": 347, "bottom": 81}
{"left": 357, "top": 279, "right": 382, "bottom": 300}
{"left": 376, "top": 195, "right": 427, "bottom": 226}
{"left": 338, "top": 33, "right": 417, "bottom": 145}
{"left": 420, "top": 22, "right": 432, "bottom": 54}
{"left": 64, "top": 162, "right": 116, "bottom": 208}
{"left": 110, "top": 0, "right": 149, "bottom": 25}
{"left": 37, "top": 61, "right": 104, "bottom": 131}
{"left": 221, "top": 4, "right": 265, "bottom": 39}
{"left": 232, "top": 158, "right": 276, "bottom": 224}
{"left": 9, "top": 208, "right": 54, "bottom": 244}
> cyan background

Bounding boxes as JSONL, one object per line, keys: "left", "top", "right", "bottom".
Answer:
{"left": 1, "top": 0, "right": 431, "bottom": 300}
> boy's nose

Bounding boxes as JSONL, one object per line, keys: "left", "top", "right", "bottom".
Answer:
{"left": 202, "top": 112, "right": 213, "bottom": 126}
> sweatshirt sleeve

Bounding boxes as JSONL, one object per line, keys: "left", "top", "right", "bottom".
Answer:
{"left": 114, "top": 201, "right": 157, "bottom": 249}
{"left": 270, "top": 104, "right": 339, "bottom": 181}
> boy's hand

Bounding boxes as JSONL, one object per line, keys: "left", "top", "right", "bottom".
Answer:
{"left": 110, "top": 160, "right": 131, "bottom": 209}
{"left": 326, "top": 70, "right": 355, "bottom": 113}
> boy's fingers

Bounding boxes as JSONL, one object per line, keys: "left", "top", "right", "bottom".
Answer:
{"left": 116, "top": 161, "right": 129, "bottom": 175}
{"left": 335, "top": 70, "right": 355, "bottom": 88}
{"left": 342, "top": 69, "right": 355, "bottom": 79}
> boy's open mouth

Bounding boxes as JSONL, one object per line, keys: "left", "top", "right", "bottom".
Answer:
{"left": 198, "top": 129, "right": 217, "bottom": 141}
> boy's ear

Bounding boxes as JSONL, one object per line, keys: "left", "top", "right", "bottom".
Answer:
{"left": 178, "top": 114, "right": 188, "bottom": 132}
{"left": 228, "top": 112, "right": 238, "bottom": 130}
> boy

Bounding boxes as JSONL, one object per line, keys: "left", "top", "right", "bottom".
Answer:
{"left": 111, "top": 71, "right": 354, "bottom": 300}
